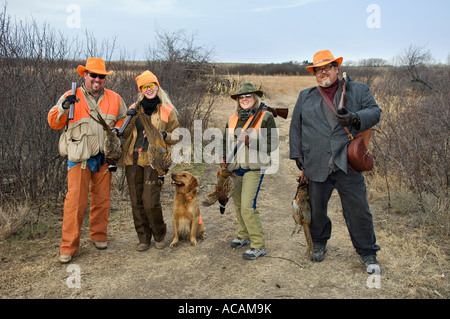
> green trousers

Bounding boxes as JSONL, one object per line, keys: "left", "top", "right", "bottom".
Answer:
{"left": 231, "top": 170, "right": 265, "bottom": 249}
{"left": 125, "top": 165, "right": 166, "bottom": 244}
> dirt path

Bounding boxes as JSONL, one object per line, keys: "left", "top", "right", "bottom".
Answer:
{"left": 0, "top": 76, "right": 447, "bottom": 303}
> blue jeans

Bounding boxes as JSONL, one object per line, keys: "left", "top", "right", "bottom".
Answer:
{"left": 308, "top": 169, "right": 380, "bottom": 256}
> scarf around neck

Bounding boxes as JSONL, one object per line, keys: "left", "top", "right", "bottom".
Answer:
{"left": 321, "top": 78, "right": 339, "bottom": 102}
{"left": 141, "top": 96, "right": 161, "bottom": 115}
{"left": 237, "top": 107, "right": 256, "bottom": 120}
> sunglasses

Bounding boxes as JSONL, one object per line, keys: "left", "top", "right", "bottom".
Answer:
{"left": 88, "top": 72, "right": 106, "bottom": 79}
{"left": 314, "top": 64, "right": 334, "bottom": 74}
{"left": 141, "top": 83, "right": 157, "bottom": 91}
{"left": 238, "top": 94, "right": 253, "bottom": 99}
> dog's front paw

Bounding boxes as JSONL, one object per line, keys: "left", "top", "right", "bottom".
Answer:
{"left": 190, "top": 239, "right": 198, "bottom": 246}
{"left": 170, "top": 240, "right": 178, "bottom": 248}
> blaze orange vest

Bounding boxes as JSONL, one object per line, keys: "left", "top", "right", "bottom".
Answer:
{"left": 227, "top": 111, "right": 267, "bottom": 134}
{"left": 69, "top": 88, "right": 122, "bottom": 124}
{"left": 48, "top": 88, "right": 122, "bottom": 130}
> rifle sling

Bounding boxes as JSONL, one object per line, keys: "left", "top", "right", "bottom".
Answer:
{"left": 317, "top": 85, "right": 353, "bottom": 140}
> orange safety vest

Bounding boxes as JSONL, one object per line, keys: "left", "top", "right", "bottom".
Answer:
{"left": 49, "top": 88, "right": 122, "bottom": 130}
{"left": 227, "top": 111, "right": 267, "bottom": 134}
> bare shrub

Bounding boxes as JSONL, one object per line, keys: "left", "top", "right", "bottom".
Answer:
{"left": 0, "top": 6, "right": 221, "bottom": 238}
{"left": 143, "top": 27, "right": 219, "bottom": 132}
{"left": 368, "top": 51, "right": 449, "bottom": 216}
{"left": 0, "top": 8, "right": 76, "bottom": 206}
{"left": 0, "top": 200, "right": 33, "bottom": 240}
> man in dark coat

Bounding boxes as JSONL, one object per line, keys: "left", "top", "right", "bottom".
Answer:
{"left": 289, "top": 50, "right": 382, "bottom": 274}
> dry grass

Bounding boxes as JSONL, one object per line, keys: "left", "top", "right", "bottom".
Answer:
{"left": 0, "top": 200, "right": 34, "bottom": 241}
{"left": 0, "top": 75, "right": 448, "bottom": 300}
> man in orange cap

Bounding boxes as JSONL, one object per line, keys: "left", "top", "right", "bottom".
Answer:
{"left": 289, "top": 50, "right": 382, "bottom": 274}
{"left": 48, "top": 57, "right": 128, "bottom": 264}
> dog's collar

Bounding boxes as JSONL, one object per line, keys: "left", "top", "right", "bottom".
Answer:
{"left": 182, "top": 195, "right": 193, "bottom": 205}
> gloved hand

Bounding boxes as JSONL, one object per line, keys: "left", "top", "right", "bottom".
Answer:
{"left": 237, "top": 131, "right": 250, "bottom": 146}
{"left": 220, "top": 156, "right": 228, "bottom": 168}
{"left": 62, "top": 95, "right": 79, "bottom": 109}
{"left": 126, "top": 108, "right": 137, "bottom": 116}
{"left": 295, "top": 158, "right": 303, "bottom": 170}
{"left": 336, "top": 111, "right": 359, "bottom": 127}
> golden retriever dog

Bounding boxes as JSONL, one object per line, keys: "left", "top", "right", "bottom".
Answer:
{"left": 170, "top": 171, "right": 205, "bottom": 247}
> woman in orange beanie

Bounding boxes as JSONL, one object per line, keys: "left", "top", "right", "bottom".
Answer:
{"left": 118, "top": 70, "right": 180, "bottom": 251}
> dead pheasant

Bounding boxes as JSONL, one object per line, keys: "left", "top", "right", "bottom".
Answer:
{"left": 202, "top": 167, "right": 237, "bottom": 214}
{"left": 292, "top": 176, "right": 314, "bottom": 260}
{"left": 89, "top": 112, "right": 122, "bottom": 160}
{"left": 136, "top": 108, "right": 172, "bottom": 177}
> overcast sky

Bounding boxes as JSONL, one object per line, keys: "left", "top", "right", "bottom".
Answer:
{"left": 3, "top": 0, "right": 450, "bottom": 64}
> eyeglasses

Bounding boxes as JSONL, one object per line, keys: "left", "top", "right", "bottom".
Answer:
{"left": 314, "top": 64, "right": 334, "bottom": 74}
{"left": 238, "top": 94, "right": 253, "bottom": 100}
{"left": 141, "top": 83, "right": 157, "bottom": 91}
{"left": 88, "top": 72, "right": 106, "bottom": 79}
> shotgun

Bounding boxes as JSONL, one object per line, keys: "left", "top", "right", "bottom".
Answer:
{"left": 226, "top": 102, "right": 288, "bottom": 163}
{"left": 118, "top": 99, "right": 139, "bottom": 136}
{"left": 68, "top": 82, "right": 78, "bottom": 121}
{"left": 266, "top": 105, "right": 288, "bottom": 119}
{"left": 337, "top": 72, "right": 351, "bottom": 115}
{"left": 118, "top": 114, "right": 133, "bottom": 136}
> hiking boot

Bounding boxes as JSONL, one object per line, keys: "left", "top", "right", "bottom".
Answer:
{"left": 93, "top": 241, "right": 107, "bottom": 250}
{"left": 137, "top": 243, "right": 150, "bottom": 252}
{"left": 230, "top": 237, "right": 251, "bottom": 248}
{"left": 243, "top": 248, "right": 266, "bottom": 260}
{"left": 360, "top": 254, "right": 382, "bottom": 274}
{"left": 309, "top": 243, "right": 327, "bottom": 262}
{"left": 59, "top": 254, "right": 72, "bottom": 264}
{"left": 155, "top": 239, "right": 165, "bottom": 250}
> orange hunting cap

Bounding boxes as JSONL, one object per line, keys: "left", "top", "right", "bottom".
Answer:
{"left": 77, "top": 57, "right": 113, "bottom": 77}
{"left": 305, "top": 50, "right": 343, "bottom": 74}
{"left": 136, "top": 70, "right": 160, "bottom": 92}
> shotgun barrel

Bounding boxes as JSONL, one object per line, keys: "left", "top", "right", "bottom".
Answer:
{"left": 68, "top": 82, "right": 77, "bottom": 121}
{"left": 337, "top": 72, "right": 350, "bottom": 115}
{"left": 118, "top": 115, "right": 132, "bottom": 136}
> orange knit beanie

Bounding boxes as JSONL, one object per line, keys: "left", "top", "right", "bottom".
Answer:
{"left": 135, "top": 70, "right": 160, "bottom": 92}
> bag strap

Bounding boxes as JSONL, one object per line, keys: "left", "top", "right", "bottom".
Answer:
{"left": 317, "top": 86, "right": 353, "bottom": 141}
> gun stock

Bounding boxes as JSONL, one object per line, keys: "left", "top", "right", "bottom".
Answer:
{"left": 266, "top": 106, "right": 288, "bottom": 119}
{"left": 68, "top": 82, "right": 77, "bottom": 121}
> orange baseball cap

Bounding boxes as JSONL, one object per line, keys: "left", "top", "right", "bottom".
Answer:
{"left": 306, "top": 50, "right": 343, "bottom": 74}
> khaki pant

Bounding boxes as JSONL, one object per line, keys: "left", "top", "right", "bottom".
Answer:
{"left": 125, "top": 165, "right": 166, "bottom": 244}
{"left": 60, "top": 162, "right": 111, "bottom": 256}
{"left": 231, "top": 170, "right": 265, "bottom": 249}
